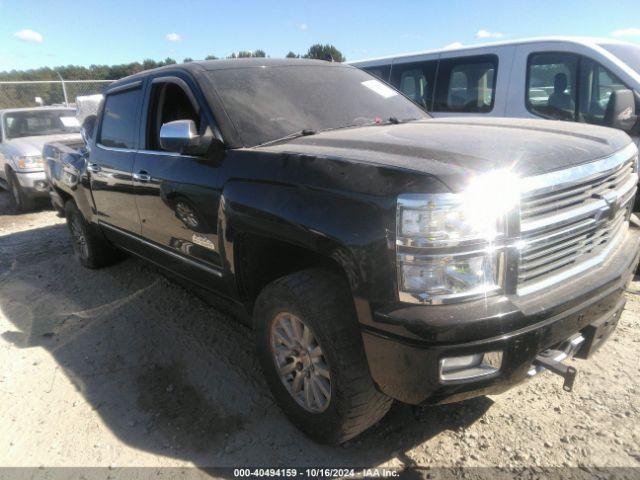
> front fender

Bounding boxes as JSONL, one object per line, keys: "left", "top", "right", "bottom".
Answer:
{"left": 220, "top": 178, "right": 397, "bottom": 302}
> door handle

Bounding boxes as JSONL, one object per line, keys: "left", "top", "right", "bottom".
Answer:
{"left": 87, "top": 163, "right": 101, "bottom": 173}
{"left": 133, "top": 171, "right": 151, "bottom": 182}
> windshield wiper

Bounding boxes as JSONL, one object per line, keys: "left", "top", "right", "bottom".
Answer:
{"left": 257, "top": 128, "right": 317, "bottom": 147}
{"left": 355, "top": 117, "right": 421, "bottom": 128}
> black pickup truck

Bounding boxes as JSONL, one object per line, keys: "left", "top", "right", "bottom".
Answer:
{"left": 45, "top": 58, "right": 640, "bottom": 444}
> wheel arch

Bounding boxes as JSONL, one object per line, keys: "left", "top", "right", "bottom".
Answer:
{"left": 233, "top": 231, "right": 357, "bottom": 309}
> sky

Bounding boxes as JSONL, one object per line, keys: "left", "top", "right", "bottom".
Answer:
{"left": 1, "top": 0, "right": 640, "bottom": 72}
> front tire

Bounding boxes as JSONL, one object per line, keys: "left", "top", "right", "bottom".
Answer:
{"left": 254, "top": 268, "right": 392, "bottom": 444}
{"left": 7, "top": 170, "right": 35, "bottom": 212}
{"left": 65, "top": 200, "right": 120, "bottom": 269}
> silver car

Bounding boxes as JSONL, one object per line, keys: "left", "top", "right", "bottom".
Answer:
{"left": 0, "top": 107, "right": 81, "bottom": 210}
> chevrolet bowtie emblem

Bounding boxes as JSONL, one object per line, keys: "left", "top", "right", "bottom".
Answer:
{"left": 593, "top": 190, "right": 621, "bottom": 221}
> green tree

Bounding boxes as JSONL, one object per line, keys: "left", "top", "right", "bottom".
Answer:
{"left": 228, "top": 50, "right": 267, "bottom": 59}
{"left": 286, "top": 51, "right": 300, "bottom": 58}
{"left": 183, "top": 57, "right": 194, "bottom": 63}
{"left": 303, "top": 44, "right": 345, "bottom": 62}
{"left": 205, "top": 54, "right": 218, "bottom": 60}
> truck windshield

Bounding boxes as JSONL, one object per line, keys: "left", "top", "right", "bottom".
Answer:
{"left": 599, "top": 43, "right": 640, "bottom": 75}
{"left": 206, "top": 65, "right": 429, "bottom": 147}
{"left": 3, "top": 109, "right": 80, "bottom": 140}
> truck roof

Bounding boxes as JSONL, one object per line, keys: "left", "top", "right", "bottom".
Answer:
{"left": 107, "top": 58, "right": 346, "bottom": 91}
{"left": 0, "top": 106, "right": 74, "bottom": 114}
{"left": 348, "top": 36, "right": 638, "bottom": 65}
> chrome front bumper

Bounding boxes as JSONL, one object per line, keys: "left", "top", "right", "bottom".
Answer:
{"left": 15, "top": 170, "right": 48, "bottom": 192}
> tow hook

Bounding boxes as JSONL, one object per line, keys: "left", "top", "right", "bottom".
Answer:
{"left": 531, "top": 334, "right": 584, "bottom": 392}
{"left": 533, "top": 351, "right": 577, "bottom": 392}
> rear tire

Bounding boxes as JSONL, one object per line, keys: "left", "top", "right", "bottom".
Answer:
{"left": 65, "top": 200, "right": 120, "bottom": 269}
{"left": 7, "top": 170, "right": 35, "bottom": 212}
{"left": 254, "top": 268, "right": 392, "bottom": 444}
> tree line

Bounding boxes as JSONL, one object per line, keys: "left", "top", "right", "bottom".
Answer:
{"left": 0, "top": 44, "right": 345, "bottom": 81}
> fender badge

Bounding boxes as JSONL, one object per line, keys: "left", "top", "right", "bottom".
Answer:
{"left": 192, "top": 234, "right": 216, "bottom": 251}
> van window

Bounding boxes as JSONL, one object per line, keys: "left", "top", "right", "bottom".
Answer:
{"left": 526, "top": 53, "right": 578, "bottom": 121}
{"left": 389, "top": 60, "right": 437, "bottom": 109}
{"left": 362, "top": 65, "right": 391, "bottom": 83}
{"left": 578, "top": 59, "right": 628, "bottom": 126}
{"left": 99, "top": 87, "right": 142, "bottom": 149}
{"left": 434, "top": 55, "right": 497, "bottom": 113}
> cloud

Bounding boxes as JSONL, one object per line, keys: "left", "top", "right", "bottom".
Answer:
{"left": 443, "top": 41, "right": 463, "bottom": 50}
{"left": 476, "top": 29, "right": 504, "bottom": 39}
{"left": 165, "top": 33, "right": 182, "bottom": 42}
{"left": 611, "top": 28, "right": 640, "bottom": 37}
{"left": 299, "top": 23, "right": 308, "bottom": 31}
{"left": 14, "top": 29, "right": 43, "bottom": 43}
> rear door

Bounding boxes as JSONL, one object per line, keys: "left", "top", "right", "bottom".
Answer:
{"left": 92, "top": 82, "right": 143, "bottom": 234}
{"left": 132, "top": 73, "right": 225, "bottom": 289}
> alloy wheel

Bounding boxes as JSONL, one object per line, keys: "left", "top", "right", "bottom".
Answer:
{"left": 270, "top": 312, "right": 331, "bottom": 413}
{"left": 69, "top": 215, "right": 89, "bottom": 259}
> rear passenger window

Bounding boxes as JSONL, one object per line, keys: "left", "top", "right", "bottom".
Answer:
{"left": 363, "top": 65, "right": 391, "bottom": 83}
{"left": 99, "top": 87, "right": 142, "bottom": 149}
{"left": 526, "top": 52, "right": 578, "bottom": 121}
{"left": 389, "top": 60, "right": 437, "bottom": 110}
{"left": 434, "top": 55, "right": 497, "bottom": 113}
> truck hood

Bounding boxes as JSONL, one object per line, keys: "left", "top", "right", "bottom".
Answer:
{"left": 256, "top": 117, "right": 633, "bottom": 192}
{"left": 3, "top": 133, "right": 82, "bottom": 157}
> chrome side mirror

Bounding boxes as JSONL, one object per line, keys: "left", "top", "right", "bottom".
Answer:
{"left": 159, "top": 119, "right": 201, "bottom": 153}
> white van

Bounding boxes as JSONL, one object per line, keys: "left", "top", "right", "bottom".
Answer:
{"left": 350, "top": 37, "right": 640, "bottom": 145}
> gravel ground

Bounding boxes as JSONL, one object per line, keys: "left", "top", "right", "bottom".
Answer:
{"left": 0, "top": 190, "right": 639, "bottom": 476}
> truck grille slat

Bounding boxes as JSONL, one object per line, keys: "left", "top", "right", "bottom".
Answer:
{"left": 521, "top": 162, "right": 634, "bottom": 221}
{"left": 516, "top": 144, "right": 637, "bottom": 295}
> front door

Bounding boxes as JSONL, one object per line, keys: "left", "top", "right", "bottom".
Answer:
{"left": 92, "top": 83, "right": 143, "bottom": 234}
{"left": 132, "top": 75, "right": 225, "bottom": 290}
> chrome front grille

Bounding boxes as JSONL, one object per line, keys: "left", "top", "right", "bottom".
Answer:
{"left": 516, "top": 143, "right": 638, "bottom": 296}
{"left": 521, "top": 161, "right": 634, "bottom": 223}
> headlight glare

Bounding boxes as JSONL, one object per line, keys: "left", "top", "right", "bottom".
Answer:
{"left": 396, "top": 170, "right": 517, "bottom": 304}
{"left": 399, "top": 199, "right": 496, "bottom": 244}
{"left": 399, "top": 170, "right": 520, "bottom": 246}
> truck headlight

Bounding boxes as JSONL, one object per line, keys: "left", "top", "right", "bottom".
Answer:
{"left": 16, "top": 155, "right": 44, "bottom": 170}
{"left": 397, "top": 170, "right": 518, "bottom": 304}
{"left": 399, "top": 251, "right": 499, "bottom": 297}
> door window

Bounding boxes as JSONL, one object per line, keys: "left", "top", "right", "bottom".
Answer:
{"left": 434, "top": 55, "right": 497, "bottom": 112}
{"left": 389, "top": 60, "right": 437, "bottom": 109}
{"left": 578, "top": 59, "right": 628, "bottom": 126}
{"left": 362, "top": 65, "right": 391, "bottom": 83}
{"left": 99, "top": 87, "right": 142, "bottom": 149}
{"left": 526, "top": 53, "right": 578, "bottom": 121}
{"left": 145, "top": 81, "right": 201, "bottom": 151}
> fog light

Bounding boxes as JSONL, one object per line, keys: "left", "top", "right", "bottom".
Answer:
{"left": 35, "top": 181, "right": 48, "bottom": 191}
{"left": 439, "top": 351, "right": 503, "bottom": 382}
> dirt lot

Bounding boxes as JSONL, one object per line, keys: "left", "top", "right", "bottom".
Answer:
{"left": 0, "top": 190, "right": 639, "bottom": 475}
